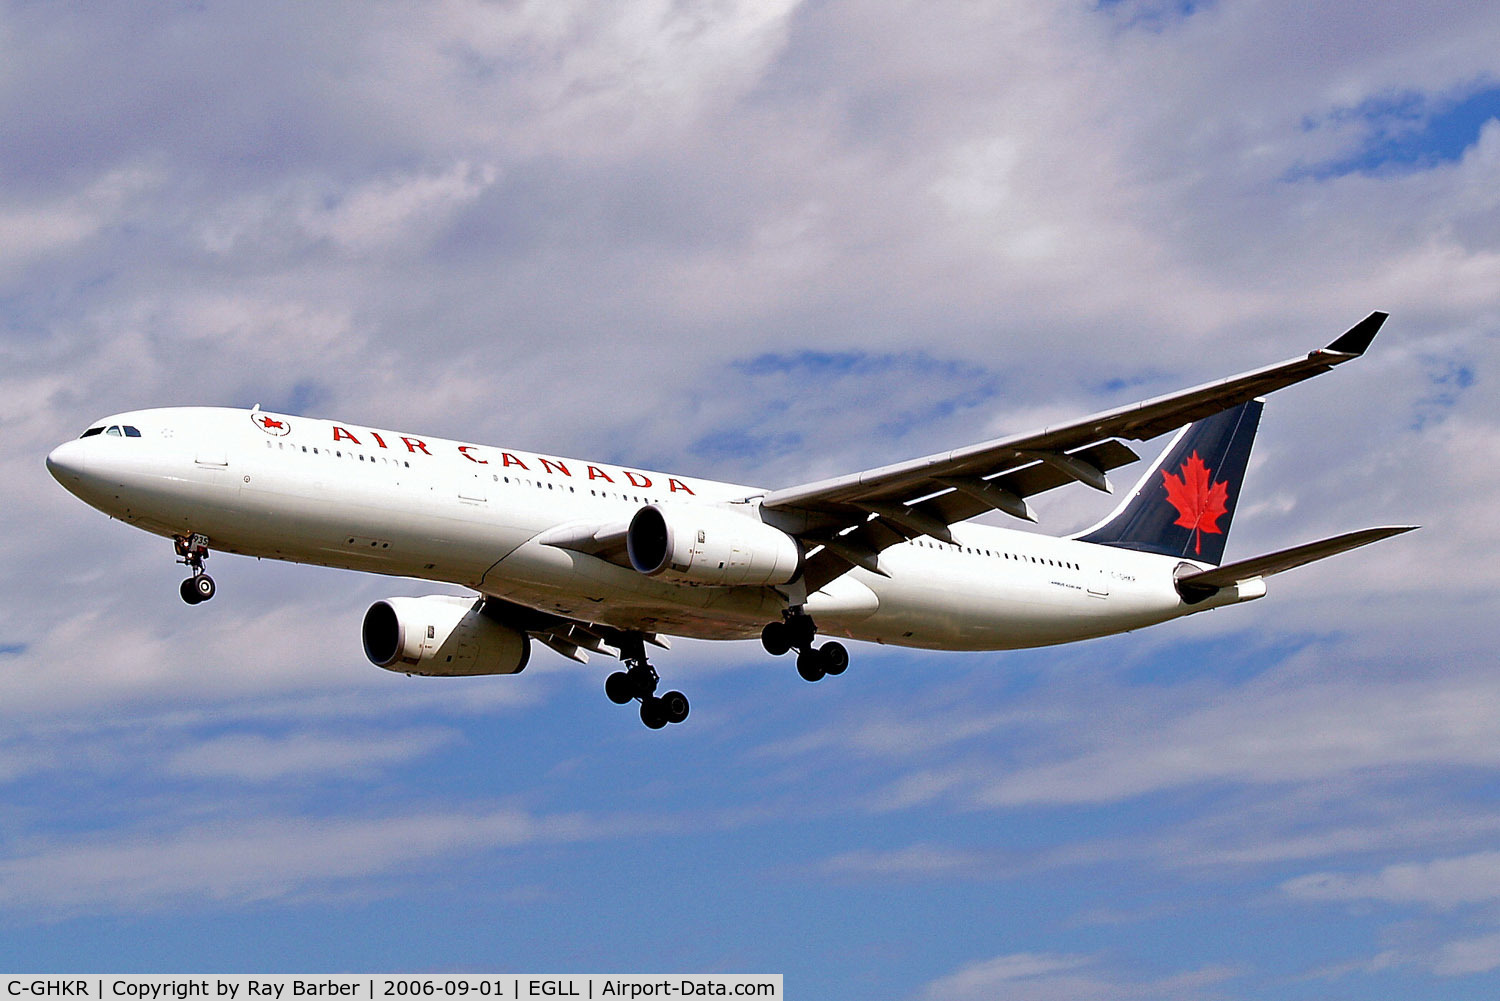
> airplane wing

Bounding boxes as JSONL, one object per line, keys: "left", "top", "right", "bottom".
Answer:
{"left": 479, "top": 595, "right": 670, "bottom": 663}
{"left": 760, "top": 312, "right": 1388, "bottom": 592}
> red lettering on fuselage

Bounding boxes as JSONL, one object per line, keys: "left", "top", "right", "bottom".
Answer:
{"left": 320, "top": 425, "right": 689, "bottom": 497}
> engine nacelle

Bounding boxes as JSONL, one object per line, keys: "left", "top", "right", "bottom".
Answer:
{"left": 362, "top": 595, "right": 530, "bottom": 677}
{"left": 627, "top": 504, "right": 801, "bottom": 586}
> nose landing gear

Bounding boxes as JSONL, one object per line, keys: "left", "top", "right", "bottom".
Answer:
{"left": 605, "top": 634, "right": 689, "bottom": 729}
{"left": 762, "top": 610, "right": 848, "bottom": 683}
{"left": 175, "top": 534, "right": 216, "bottom": 605}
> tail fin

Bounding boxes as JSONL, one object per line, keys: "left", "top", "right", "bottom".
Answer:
{"left": 1074, "top": 400, "right": 1263, "bottom": 565}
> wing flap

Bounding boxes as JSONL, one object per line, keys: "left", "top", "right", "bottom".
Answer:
{"left": 480, "top": 596, "right": 668, "bottom": 661}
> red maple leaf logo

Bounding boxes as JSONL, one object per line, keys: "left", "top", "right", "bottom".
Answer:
{"left": 1161, "top": 451, "right": 1230, "bottom": 555}
{"left": 260, "top": 417, "right": 284, "bottom": 430}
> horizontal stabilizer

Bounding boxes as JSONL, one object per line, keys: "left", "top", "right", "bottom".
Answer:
{"left": 1175, "top": 525, "right": 1417, "bottom": 597}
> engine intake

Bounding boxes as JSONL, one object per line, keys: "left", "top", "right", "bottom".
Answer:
{"left": 627, "top": 504, "right": 801, "bottom": 587}
{"left": 362, "top": 595, "right": 530, "bottom": 676}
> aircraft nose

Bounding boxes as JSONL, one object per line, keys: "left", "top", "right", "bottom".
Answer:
{"left": 46, "top": 438, "right": 89, "bottom": 485}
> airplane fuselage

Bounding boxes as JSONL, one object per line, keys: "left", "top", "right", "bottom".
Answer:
{"left": 46, "top": 406, "right": 1262, "bottom": 653}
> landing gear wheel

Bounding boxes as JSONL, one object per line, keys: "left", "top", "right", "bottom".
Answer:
{"left": 640, "top": 697, "right": 669, "bottom": 729}
{"left": 820, "top": 641, "right": 848, "bottom": 676}
{"left": 609, "top": 633, "right": 686, "bottom": 729}
{"left": 174, "top": 534, "right": 214, "bottom": 604}
{"left": 605, "top": 671, "right": 634, "bottom": 705}
{"left": 797, "top": 648, "right": 827, "bottom": 682}
{"left": 626, "top": 666, "right": 658, "bottom": 700}
{"left": 788, "top": 614, "right": 816, "bottom": 649}
{"left": 660, "top": 690, "right": 690, "bottom": 724}
{"left": 761, "top": 621, "right": 792, "bottom": 657}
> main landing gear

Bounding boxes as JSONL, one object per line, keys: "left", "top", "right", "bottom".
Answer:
{"left": 605, "top": 634, "right": 689, "bottom": 729}
{"left": 761, "top": 610, "right": 848, "bottom": 683}
{"left": 175, "top": 533, "right": 216, "bottom": 605}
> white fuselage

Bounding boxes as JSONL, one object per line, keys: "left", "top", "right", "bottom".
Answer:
{"left": 46, "top": 407, "right": 1264, "bottom": 651}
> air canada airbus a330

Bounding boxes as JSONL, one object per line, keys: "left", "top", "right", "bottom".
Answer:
{"left": 48, "top": 314, "right": 1414, "bottom": 728}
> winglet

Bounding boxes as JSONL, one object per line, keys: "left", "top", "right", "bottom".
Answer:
{"left": 1324, "top": 311, "right": 1388, "bottom": 356}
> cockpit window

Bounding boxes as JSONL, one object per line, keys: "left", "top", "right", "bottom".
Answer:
{"left": 124, "top": 426, "right": 141, "bottom": 437}
{"left": 106, "top": 426, "right": 123, "bottom": 436}
{"left": 80, "top": 427, "right": 104, "bottom": 438}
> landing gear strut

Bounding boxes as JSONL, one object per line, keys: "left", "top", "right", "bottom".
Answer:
{"left": 175, "top": 533, "right": 216, "bottom": 605}
{"left": 762, "top": 609, "right": 847, "bottom": 683}
{"left": 605, "top": 634, "right": 689, "bottom": 729}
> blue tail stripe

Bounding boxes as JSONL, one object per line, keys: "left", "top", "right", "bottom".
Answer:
{"left": 1076, "top": 400, "right": 1262, "bottom": 565}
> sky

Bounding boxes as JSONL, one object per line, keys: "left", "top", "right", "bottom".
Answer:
{"left": 2, "top": 0, "right": 1498, "bottom": 995}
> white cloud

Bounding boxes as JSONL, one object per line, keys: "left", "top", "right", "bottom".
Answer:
{"left": 1283, "top": 851, "right": 1500, "bottom": 910}
{"left": 818, "top": 843, "right": 990, "bottom": 880}
{"left": 0, "top": 807, "right": 601, "bottom": 917}
{"left": 1179, "top": 806, "right": 1500, "bottom": 869}
{"left": 201, "top": 162, "right": 500, "bottom": 259}
{"left": 1433, "top": 930, "right": 1500, "bottom": 976}
{"left": 164, "top": 728, "right": 461, "bottom": 782}
{"left": 331, "top": 0, "right": 804, "bottom": 161}
{"left": 924, "top": 952, "right": 1093, "bottom": 993}
{"left": 0, "top": 164, "right": 161, "bottom": 275}
{"left": 918, "top": 952, "right": 1236, "bottom": 1001}
{"left": 800, "top": 656, "right": 1500, "bottom": 815}
{"left": 975, "top": 674, "right": 1500, "bottom": 807}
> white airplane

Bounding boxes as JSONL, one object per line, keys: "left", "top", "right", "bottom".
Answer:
{"left": 47, "top": 314, "right": 1414, "bottom": 728}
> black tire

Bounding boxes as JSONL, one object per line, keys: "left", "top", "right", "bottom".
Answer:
{"left": 194, "top": 574, "right": 216, "bottom": 601}
{"left": 605, "top": 671, "right": 634, "bottom": 705}
{"left": 640, "top": 697, "right": 669, "bottom": 729}
{"left": 821, "top": 641, "right": 848, "bottom": 676}
{"left": 788, "top": 615, "right": 816, "bottom": 649}
{"left": 628, "top": 667, "right": 657, "bottom": 700}
{"left": 761, "top": 621, "right": 792, "bottom": 657}
{"left": 796, "top": 648, "right": 826, "bottom": 682}
{"left": 660, "top": 690, "right": 690, "bottom": 724}
{"left": 179, "top": 578, "right": 203, "bottom": 605}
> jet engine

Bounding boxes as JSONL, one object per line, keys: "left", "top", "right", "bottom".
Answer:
{"left": 362, "top": 595, "right": 530, "bottom": 676}
{"left": 627, "top": 504, "right": 801, "bottom": 586}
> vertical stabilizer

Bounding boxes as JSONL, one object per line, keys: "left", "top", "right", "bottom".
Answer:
{"left": 1074, "top": 400, "right": 1262, "bottom": 565}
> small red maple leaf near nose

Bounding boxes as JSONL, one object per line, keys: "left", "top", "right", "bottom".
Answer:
{"left": 1161, "top": 451, "right": 1230, "bottom": 555}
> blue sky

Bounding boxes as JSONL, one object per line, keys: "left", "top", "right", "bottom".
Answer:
{"left": 3, "top": 1, "right": 1499, "bottom": 996}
